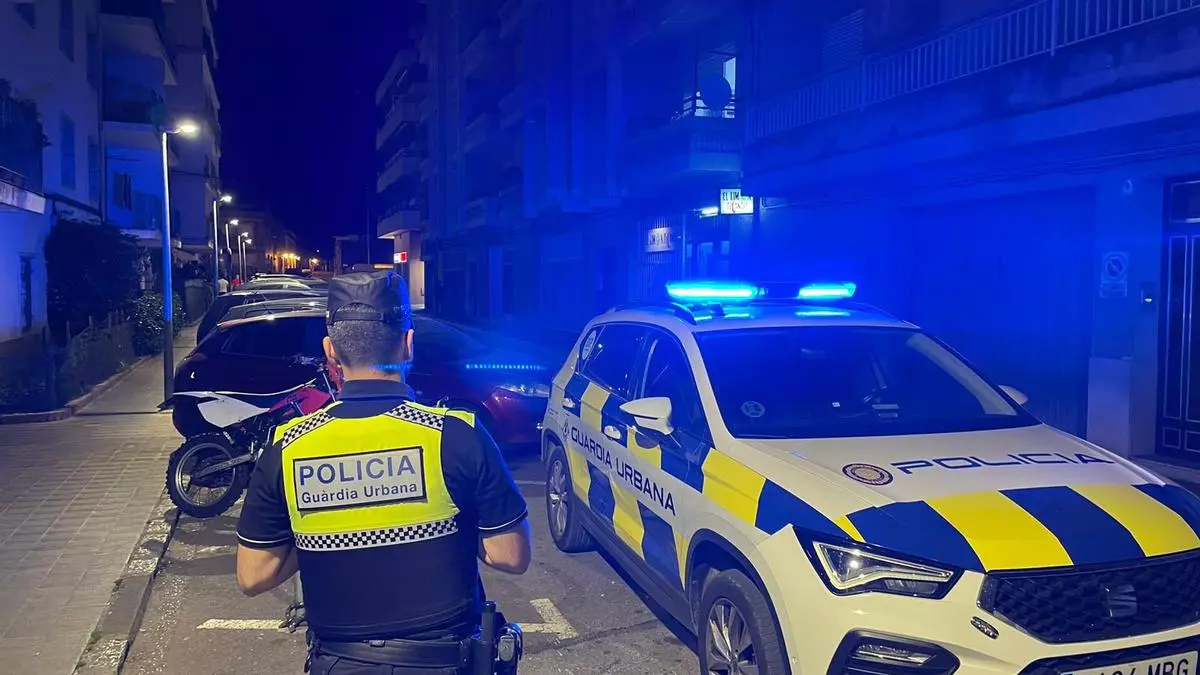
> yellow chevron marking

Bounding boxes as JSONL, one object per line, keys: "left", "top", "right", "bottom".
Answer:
{"left": 611, "top": 483, "right": 645, "bottom": 555}
{"left": 701, "top": 450, "right": 765, "bottom": 527}
{"left": 1073, "top": 483, "right": 1200, "bottom": 557}
{"left": 834, "top": 515, "right": 865, "bottom": 542}
{"left": 926, "top": 491, "right": 1072, "bottom": 570}
{"left": 580, "top": 382, "right": 608, "bottom": 432}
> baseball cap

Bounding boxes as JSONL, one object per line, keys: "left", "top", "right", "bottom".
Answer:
{"left": 326, "top": 271, "right": 412, "bottom": 330}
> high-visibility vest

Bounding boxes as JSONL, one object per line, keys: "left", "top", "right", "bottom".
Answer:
{"left": 276, "top": 400, "right": 477, "bottom": 551}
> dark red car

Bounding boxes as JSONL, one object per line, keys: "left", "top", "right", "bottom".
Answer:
{"left": 173, "top": 310, "right": 551, "bottom": 448}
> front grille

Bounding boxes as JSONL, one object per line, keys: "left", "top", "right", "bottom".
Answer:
{"left": 979, "top": 550, "right": 1200, "bottom": 644}
{"left": 1021, "top": 636, "right": 1200, "bottom": 675}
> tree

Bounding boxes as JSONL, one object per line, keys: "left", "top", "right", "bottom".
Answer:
{"left": 45, "top": 219, "right": 141, "bottom": 340}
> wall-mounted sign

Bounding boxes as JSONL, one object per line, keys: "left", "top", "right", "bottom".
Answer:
{"left": 719, "top": 188, "right": 754, "bottom": 215}
{"left": 394, "top": 251, "right": 409, "bottom": 264}
{"left": 646, "top": 226, "right": 674, "bottom": 253}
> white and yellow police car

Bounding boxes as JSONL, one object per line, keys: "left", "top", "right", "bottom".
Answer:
{"left": 540, "top": 280, "right": 1200, "bottom": 675}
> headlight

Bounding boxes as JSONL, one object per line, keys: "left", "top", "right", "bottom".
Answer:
{"left": 498, "top": 383, "right": 551, "bottom": 398}
{"left": 808, "top": 540, "right": 957, "bottom": 598}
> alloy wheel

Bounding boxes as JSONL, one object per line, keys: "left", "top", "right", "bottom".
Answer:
{"left": 548, "top": 458, "right": 569, "bottom": 538}
{"left": 706, "top": 598, "right": 758, "bottom": 675}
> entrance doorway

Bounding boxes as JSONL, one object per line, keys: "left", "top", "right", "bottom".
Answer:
{"left": 1156, "top": 178, "right": 1200, "bottom": 457}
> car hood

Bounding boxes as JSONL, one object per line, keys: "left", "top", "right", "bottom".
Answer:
{"left": 743, "top": 425, "right": 1200, "bottom": 572}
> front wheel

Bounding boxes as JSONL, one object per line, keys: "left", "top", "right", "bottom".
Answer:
{"left": 545, "top": 445, "right": 594, "bottom": 553}
{"left": 698, "top": 569, "right": 789, "bottom": 675}
{"left": 166, "top": 433, "right": 251, "bottom": 519}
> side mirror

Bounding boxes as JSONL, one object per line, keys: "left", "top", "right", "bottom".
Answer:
{"left": 1000, "top": 385, "right": 1029, "bottom": 406}
{"left": 619, "top": 397, "right": 674, "bottom": 436}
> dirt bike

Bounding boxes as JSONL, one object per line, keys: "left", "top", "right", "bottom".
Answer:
{"left": 159, "top": 356, "right": 337, "bottom": 518}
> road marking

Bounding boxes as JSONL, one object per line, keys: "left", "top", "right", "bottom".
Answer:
{"left": 526, "top": 598, "right": 578, "bottom": 639}
{"left": 196, "top": 598, "right": 578, "bottom": 640}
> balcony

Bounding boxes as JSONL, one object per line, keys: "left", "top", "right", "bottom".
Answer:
{"left": 377, "top": 152, "right": 422, "bottom": 193}
{"left": 749, "top": 0, "right": 1200, "bottom": 145}
{"left": 0, "top": 85, "right": 46, "bottom": 213}
{"left": 462, "top": 111, "right": 498, "bottom": 153}
{"left": 103, "top": 83, "right": 166, "bottom": 150}
{"left": 377, "top": 206, "right": 423, "bottom": 238}
{"left": 463, "top": 197, "right": 500, "bottom": 229}
{"left": 498, "top": 86, "right": 524, "bottom": 129}
{"left": 623, "top": 94, "right": 741, "bottom": 190}
{"left": 375, "top": 99, "right": 421, "bottom": 149}
{"left": 499, "top": 0, "right": 524, "bottom": 39}
{"left": 100, "top": 0, "right": 176, "bottom": 82}
{"left": 463, "top": 24, "right": 499, "bottom": 76}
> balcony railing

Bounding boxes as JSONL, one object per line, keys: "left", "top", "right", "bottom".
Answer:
{"left": 464, "top": 197, "right": 500, "bottom": 228}
{"left": 750, "top": 0, "right": 1200, "bottom": 143}
{"left": 0, "top": 85, "right": 45, "bottom": 194}
{"left": 628, "top": 93, "right": 736, "bottom": 138}
{"left": 101, "top": 0, "right": 173, "bottom": 64}
{"left": 103, "top": 84, "right": 165, "bottom": 126}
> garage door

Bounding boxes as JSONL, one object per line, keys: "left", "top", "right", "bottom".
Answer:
{"left": 903, "top": 187, "right": 1094, "bottom": 435}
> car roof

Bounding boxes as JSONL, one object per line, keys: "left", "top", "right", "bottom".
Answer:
{"left": 594, "top": 302, "right": 915, "bottom": 335}
{"left": 217, "top": 308, "right": 325, "bottom": 330}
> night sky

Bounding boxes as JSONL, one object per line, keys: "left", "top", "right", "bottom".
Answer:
{"left": 215, "top": 1, "right": 413, "bottom": 258}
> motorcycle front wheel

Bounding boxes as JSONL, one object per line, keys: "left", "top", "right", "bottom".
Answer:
{"left": 166, "top": 433, "right": 251, "bottom": 519}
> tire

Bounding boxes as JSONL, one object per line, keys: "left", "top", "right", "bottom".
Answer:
{"left": 698, "top": 569, "right": 789, "bottom": 675}
{"left": 166, "top": 433, "right": 252, "bottom": 519}
{"left": 545, "top": 444, "right": 594, "bottom": 553}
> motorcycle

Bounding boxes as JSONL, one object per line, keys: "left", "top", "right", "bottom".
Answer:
{"left": 159, "top": 356, "right": 337, "bottom": 518}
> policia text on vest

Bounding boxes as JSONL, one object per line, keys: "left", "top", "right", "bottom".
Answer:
{"left": 234, "top": 271, "right": 533, "bottom": 674}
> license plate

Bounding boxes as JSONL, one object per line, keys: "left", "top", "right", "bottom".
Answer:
{"left": 1063, "top": 651, "right": 1197, "bottom": 675}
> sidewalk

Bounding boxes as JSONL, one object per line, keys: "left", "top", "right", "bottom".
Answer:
{"left": 0, "top": 327, "right": 195, "bottom": 675}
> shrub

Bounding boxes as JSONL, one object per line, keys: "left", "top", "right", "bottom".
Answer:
{"left": 131, "top": 293, "right": 186, "bottom": 356}
{"left": 45, "top": 219, "right": 140, "bottom": 341}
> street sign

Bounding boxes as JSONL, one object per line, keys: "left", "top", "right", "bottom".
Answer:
{"left": 719, "top": 188, "right": 754, "bottom": 215}
{"left": 646, "top": 226, "right": 673, "bottom": 253}
{"left": 394, "top": 251, "right": 408, "bottom": 264}
{"left": 1099, "top": 251, "right": 1129, "bottom": 299}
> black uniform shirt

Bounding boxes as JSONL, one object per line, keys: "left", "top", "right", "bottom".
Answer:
{"left": 236, "top": 379, "right": 528, "bottom": 641}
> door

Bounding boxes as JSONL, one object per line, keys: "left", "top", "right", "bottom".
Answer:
{"left": 1157, "top": 179, "right": 1200, "bottom": 456}
{"left": 618, "top": 329, "right": 711, "bottom": 592}
{"left": 563, "top": 323, "right": 648, "bottom": 539}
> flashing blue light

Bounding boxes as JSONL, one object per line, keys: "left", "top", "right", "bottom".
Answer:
{"left": 795, "top": 309, "right": 850, "bottom": 318}
{"left": 797, "top": 282, "right": 857, "bottom": 301}
{"left": 464, "top": 363, "right": 545, "bottom": 372}
{"left": 666, "top": 281, "right": 759, "bottom": 303}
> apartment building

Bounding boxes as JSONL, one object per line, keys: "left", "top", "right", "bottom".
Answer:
{"left": 738, "top": 0, "right": 1200, "bottom": 463}
{"left": 0, "top": 0, "right": 102, "bottom": 341}
{"left": 376, "top": 3, "right": 428, "bottom": 309}
{"left": 418, "top": 0, "right": 743, "bottom": 335}
{"left": 165, "top": 0, "right": 222, "bottom": 257}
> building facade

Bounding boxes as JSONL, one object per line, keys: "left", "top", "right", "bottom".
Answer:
{"left": 375, "top": 4, "right": 428, "bottom": 310}
{"left": 225, "top": 206, "right": 300, "bottom": 277}
{"left": 0, "top": 0, "right": 103, "bottom": 341}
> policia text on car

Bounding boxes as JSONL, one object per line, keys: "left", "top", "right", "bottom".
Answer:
{"left": 234, "top": 271, "right": 533, "bottom": 674}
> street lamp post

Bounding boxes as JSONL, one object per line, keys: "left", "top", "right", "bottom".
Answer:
{"left": 212, "top": 194, "right": 232, "bottom": 292}
{"left": 160, "top": 120, "right": 200, "bottom": 400}
{"left": 225, "top": 218, "right": 239, "bottom": 279}
{"left": 239, "top": 233, "right": 252, "bottom": 279}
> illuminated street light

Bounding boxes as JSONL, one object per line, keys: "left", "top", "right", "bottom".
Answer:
{"left": 212, "top": 193, "right": 233, "bottom": 291}
{"left": 224, "top": 218, "right": 240, "bottom": 277}
{"left": 159, "top": 119, "right": 200, "bottom": 399}
{"left": 239, "top": 232, "right": 252, "bottom": 279}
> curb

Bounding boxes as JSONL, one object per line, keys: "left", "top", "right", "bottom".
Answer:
{"left": 73, "top": 491, "right": 181, "bottom": 675}
{"left": 0, "top": 355, "right": 152, "bottom": 425}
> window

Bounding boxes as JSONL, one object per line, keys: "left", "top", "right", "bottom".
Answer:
{"left": 640, "top": 334, "right": 706, "bottom": 436}
{"left": 580, "top": 323, "right": 647, "bottom": 397}
{"left": 59, "top": 0, "right": 74, "bottom": 61}
{"left": 19, "top": 256, "right": 33, "bottom": 332}
{"left": 113, "top": 173, "right": 133, "bottom": 209}
{"left": 87, "top": 138, "right": 100, "bottom": 203}
{"left": 222, "top": 318, "right": 324, "bottom": 359}
{"left": 15, "top": 2, "right": 35, "bottom": 27}
{"left": 697, "top": 326, "right": 1036, "bottom": 439}
{"left": 59, "top": 115, "right": 76, "bottom": 188}
{"left": 86, "top": 30, "right": 99, "bottom": 87}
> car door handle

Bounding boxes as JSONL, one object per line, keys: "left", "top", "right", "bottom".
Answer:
{"left": 562, "top": 398, "right": 577, "bottom": 409}
{"left": 603, "top": 425, "right": 622, "bottom": 441}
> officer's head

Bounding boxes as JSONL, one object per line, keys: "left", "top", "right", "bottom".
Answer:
{"left": 323, "top": 271, "right": 414, "bottom": 380}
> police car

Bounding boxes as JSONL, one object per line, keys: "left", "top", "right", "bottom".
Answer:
{"left": 540, "top": 281, "right": 1200, "bottom": 675}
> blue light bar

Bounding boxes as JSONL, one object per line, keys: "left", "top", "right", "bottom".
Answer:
{"left": 797, "top": 282, "right": 857, "bottom": 301}
{"left": 666, "top": 281, "right": 760, "bottom": 303}
{"left": 795, "top": 309, "right": 850, "bottom": 317}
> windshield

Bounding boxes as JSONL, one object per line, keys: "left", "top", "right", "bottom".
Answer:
{"left": 411, "top": 317, "right": 490, "bottom": 362}
{"left": 696, "top": 326, "right": 1036, "bottom": 439}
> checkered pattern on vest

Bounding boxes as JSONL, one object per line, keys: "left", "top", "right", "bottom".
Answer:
{"left": 383, "top": 403, "right": 444, "bottom": 431}
{"left": 279, "top": 410, "right": 334, "bottom": 448}
{"left": 293, "top": 516, "right": 459, "bottom": 551}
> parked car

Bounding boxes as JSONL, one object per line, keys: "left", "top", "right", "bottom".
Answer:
{"left": 220, "top": 296, "right": 327, "bottom": 323}
{"left": 238, "top": 277, "right": 327, "bottom": 291}
{"left": 196, "top": 288, "right": 324, "bottom": 344}
{"left": 173, "top": 311, "right": 551, "bottom": 447}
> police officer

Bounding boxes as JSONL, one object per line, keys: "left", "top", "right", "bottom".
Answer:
{"left": 235, "top": 271, "right": 532, "bottom": 674}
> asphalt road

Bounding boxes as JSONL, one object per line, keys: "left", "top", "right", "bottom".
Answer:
{"left": 122, "top": 452, "right": 698, "bottom": 675}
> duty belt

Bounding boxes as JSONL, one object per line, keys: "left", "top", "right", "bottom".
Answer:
{"left": 311, "top": 635, "right": 473, "bottom": 670}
